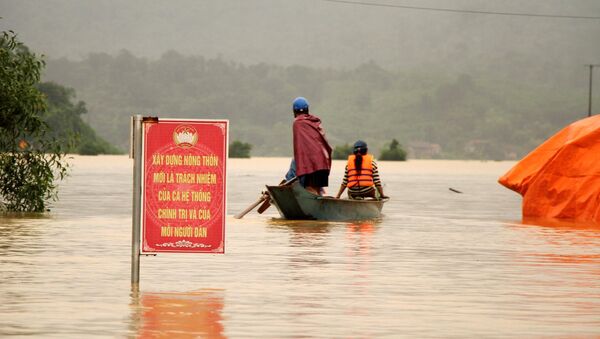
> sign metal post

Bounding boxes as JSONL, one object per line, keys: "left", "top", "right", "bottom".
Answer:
{"left": 131, "top": 115, "right": 143, "bottom": 285}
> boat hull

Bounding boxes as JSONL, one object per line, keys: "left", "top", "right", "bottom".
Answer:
{"left": 266, "top": 182, "right": 386, "bottom": 221}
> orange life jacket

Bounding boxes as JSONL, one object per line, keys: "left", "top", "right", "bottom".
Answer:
{"left": 347, "top": 154, "right": 374, "bottom": 188}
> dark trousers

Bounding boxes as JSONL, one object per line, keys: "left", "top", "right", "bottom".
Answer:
{"left": 299, "top": 169, "right": 330, "bottom": 188}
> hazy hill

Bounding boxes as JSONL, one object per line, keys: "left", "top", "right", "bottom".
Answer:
{"left": 42, "top": 52, "right": 587, "bottom": 159}
{"left": 2, "top": 0, "right": 599, "bottom": 158}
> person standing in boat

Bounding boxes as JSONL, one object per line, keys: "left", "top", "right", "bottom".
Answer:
{"left": 291, "top": 97, "right": 333, "bottom": 195}
{"left": 335, "top": 140, "right": 387, "bottom": 200}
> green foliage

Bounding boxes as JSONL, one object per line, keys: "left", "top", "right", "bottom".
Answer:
{"left": 38, "top": 82, "right": 121, "bottom": 155}
{"left": 332, "top": 143, "right": 352, "bottom": 160}
{"left": 0, "top": 30, "right": 68, "bottom": 212}
{"left": 44, "top": 51, "right": 588, "bottom": 159}
{"left": 0, "top": 153, "right": 67, "bottom": 212}
{"left": 379, "top": 139, "right": 407, "bottom": 161}
{"left": 229, "top": 140, "right": 252, "bottom": 158}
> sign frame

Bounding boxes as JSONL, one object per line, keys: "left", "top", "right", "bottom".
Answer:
{"left": 139, "top": 118, "right": 228, "bottom": 254}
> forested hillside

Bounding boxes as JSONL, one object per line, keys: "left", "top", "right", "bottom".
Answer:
{"left": 44, "top": 51, "right": 589, "bottom": 159}
{"left": 7, "top": 0, "right": 599, "bottom": 159}
{"left": 38, "top": 82, "right": 121, "bottom": 155}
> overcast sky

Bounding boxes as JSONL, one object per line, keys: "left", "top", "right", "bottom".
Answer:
{"left": 2, "top": 0, "right": 599, "bottom": 71}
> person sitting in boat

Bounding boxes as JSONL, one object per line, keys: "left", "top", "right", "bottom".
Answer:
{"left": 335, "top": 140, "right": 387, "bottom": 200}
{"left": 291, "top": 97, "right": 333, "bottom": 195}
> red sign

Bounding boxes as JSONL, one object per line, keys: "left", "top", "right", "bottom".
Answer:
{"left": 141, "top": 119, "right": 228, "bottom": 253}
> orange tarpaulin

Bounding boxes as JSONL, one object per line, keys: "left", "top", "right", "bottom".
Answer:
{"left": 498, "top": 115, "right": 600, "bottom": 223}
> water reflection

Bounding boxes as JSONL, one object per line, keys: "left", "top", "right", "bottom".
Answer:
{"left": 273, "top": 220, "right": 332, "bottom": 242}
{"left": 267, "top": 219, "right": 334, "bottom": 269}
{"left": 344, "top": 220, "right": 379, "bottom": 317}
{"left": 0, "top": 215, "right": 51, "bottom": 247}
{"left": 508, "top": 217, "right": 600, "bottom": 266}
{"left": 345, "top": 221, "right": 379, "bottom": 257}
{"left": 521, "top": 217, "right": 600, "bottom": 233}
{"left": 130, "top": 289, "right": 225, "bottom": 339}
{"left": 505, "top": 218, "right": 600, "bottom": 328}
{"left": 0, "top": 218, "right": 44, "bottom": 253}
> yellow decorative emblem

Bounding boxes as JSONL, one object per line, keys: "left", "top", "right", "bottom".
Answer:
{"left": 173, "top": 125, "right": 198, "bottom": 148}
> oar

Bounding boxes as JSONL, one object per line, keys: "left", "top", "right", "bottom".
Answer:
{"left": 256, "top": 195, "right": 272, "bottom": 214}
{"left": 233, "top": 193, "right": 269, "bottom": 219}
{"left": 233, "top": 177, "right": 297, "bottom": 219}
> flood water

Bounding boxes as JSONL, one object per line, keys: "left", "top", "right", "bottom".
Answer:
{"left": 1, "top": 156, "right": 600, "bottom": 338}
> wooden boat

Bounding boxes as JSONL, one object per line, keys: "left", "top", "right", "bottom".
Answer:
{"left": 265, "top": 181, "right": 388, "bottom": 221}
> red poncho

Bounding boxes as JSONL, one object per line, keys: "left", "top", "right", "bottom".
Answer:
{"left": 293, "top": 114, "right": 332, "bottom": 177}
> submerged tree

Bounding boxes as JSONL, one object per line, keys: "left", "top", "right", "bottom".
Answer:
{"left": 332, "top": 143, "right": 352, "bottom": 160}
{"left": 229, "top": 140, "right": 252, "bottom": 158}
{"left": 379, "top": 139, "right": 407, "bottom": 161}
{"left": 0, "top": 30, "right": 69, "bottom": 212}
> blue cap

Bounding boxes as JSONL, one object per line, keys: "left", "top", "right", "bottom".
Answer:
{"left": 292, "top": 97, "right": 309, "bottom": 113}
